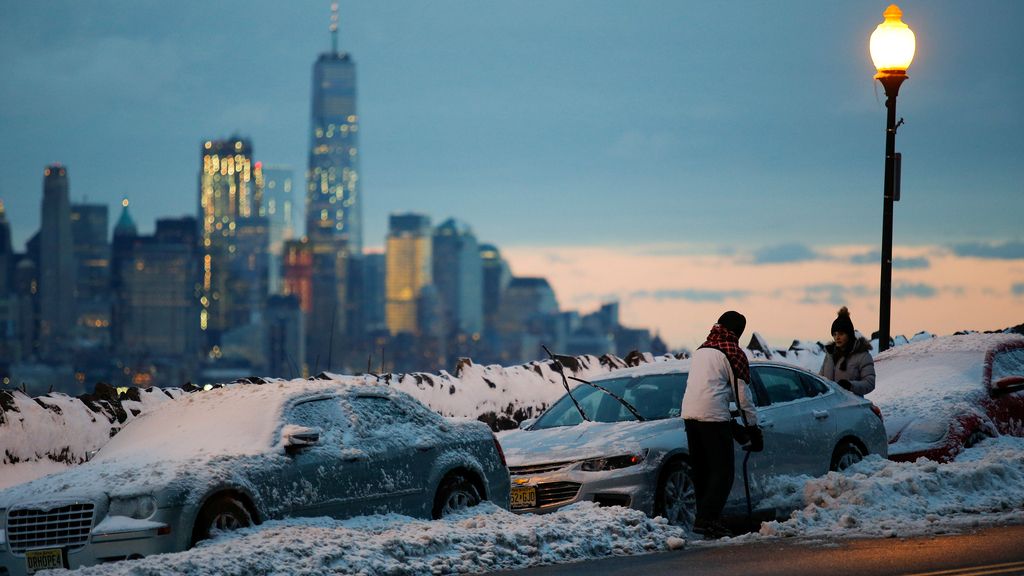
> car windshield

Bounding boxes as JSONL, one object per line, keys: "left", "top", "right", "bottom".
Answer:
{"left": 531, "top": 373, "right": 687, "bottom": 429}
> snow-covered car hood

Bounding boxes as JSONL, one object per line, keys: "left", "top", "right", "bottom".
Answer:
{"left": 0, "top": 452, "right": 272, "bottom": 510}
{"left": 500, "top": 418, "right": 682, "bottom": 467}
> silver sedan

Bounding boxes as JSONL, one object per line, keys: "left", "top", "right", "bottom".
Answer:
{"left": 499, "top": 359, "right": 887, "bottom": 529}
{"left": 0, "top": 380, "right": 510, "bottom": 575}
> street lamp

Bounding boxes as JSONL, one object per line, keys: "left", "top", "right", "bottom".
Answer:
{"left": 870, "top": 4, "right": 915, "bottom": 352}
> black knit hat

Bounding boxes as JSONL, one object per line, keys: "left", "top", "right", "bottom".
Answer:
{"left": 717, "top": 311, "right": 746, "bottom": 338}
{"left": 831, "top": 306, "right": 855, "bottom": 338}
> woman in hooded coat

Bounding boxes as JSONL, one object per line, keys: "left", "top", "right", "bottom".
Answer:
{"left": 820, "top": 307, "right": 876, "bottom": 396}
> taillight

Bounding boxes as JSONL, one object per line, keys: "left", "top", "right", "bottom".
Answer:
{"left": 870, "top": 403, "right": 884, "bottom": 422}
{"left": 493, "top": 435, "right": 507, "bottom": 467}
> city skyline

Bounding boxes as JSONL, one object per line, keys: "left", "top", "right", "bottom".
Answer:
{"left": 1, "top": 1, "right": 1023, "bottom": 349}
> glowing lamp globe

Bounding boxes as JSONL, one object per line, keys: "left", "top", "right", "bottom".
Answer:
{"left": 870, "top": 4, "right": 915, "bottom": 76}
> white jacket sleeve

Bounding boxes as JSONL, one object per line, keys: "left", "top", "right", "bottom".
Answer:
{"left": 735, "top": 378, "right": 757, "bottom": 426}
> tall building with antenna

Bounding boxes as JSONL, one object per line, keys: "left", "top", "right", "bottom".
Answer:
{"left": 307, "top": 2, "right": 361, "bottom": 250}
{"left": 304, "top": 2, "right": 364, "bottom": 372}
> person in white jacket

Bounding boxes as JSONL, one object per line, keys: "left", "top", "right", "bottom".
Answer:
{"left": 681, "top": 311, "right": 762, "bottom": 538}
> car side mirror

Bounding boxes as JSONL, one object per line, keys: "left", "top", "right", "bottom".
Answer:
{"left": 283, "top": 425, "right": 322, "bottom": 455}
{"left": 519, "top": 418, "right": 537, "bottom": 430}
{"left": 992, "top": 375, "right": 1024, "bottom": 396}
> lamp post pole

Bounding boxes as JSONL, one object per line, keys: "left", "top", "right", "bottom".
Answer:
{"left": 869, "top": 4, "right": 915, "bottom": 353}
{"left": 878, "top": 73, "right": 905, "bottom": 353}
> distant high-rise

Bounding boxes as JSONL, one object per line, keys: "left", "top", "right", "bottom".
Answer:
{"left": 363, "top": 252, "right": 386, "bottom": 334}
{"left": 497, "top": 277, "right": 560, "bottom": 363}
{"left": 265, "top": 294, "right": 304, "bottom": 379}
{"left": 262, "top": 166, "right": 296, "bottom": 294}
{"left": 111, "top": 214, "right": 200, "bottom": 386}
{"left": 303, "top": 5, "right": 365, "bottom": 371}
{"left": 198, "top": 137, "right": 264, "bottom": 345}
{"left": 39, "top": 164, "right": 75, "bottom": 360}
{"left": 433, "top": 219, "right": 483, "bottom": 338}
{"left": 479, "top": 243, "right": 511, "bottom": 361}
{"left": 386, "top": 214, "right": 432, "bottom": 335}
{"left": 306, "top": 3, "right": 361, "bottom": 251}
{"left": 0, "top": 200, "right": 13, "bottom": 295}
{"left": 71, "top": 203, "right": 110, "bottom": 348}
{"left": 0, "top": 201, "right": 18, "bottom": 365}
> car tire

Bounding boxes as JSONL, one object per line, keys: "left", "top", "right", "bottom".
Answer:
{"left": 432, "top": 473, "right": 481, "bottom": 519}
{"left": 191, "top": 494, "right": 252, "bottom": 546}
{"left": 830, "top": 441, "right": 865, "bottom": 472}
{"left": 655, "top": 460, "right": 697, "bottom": 531}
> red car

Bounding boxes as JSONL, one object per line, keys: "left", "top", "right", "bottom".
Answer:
{"left": 872, "top": 333, "right": 1024, "bottom": 462}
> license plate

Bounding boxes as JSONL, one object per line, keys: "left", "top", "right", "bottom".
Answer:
{"left": 26, "top": 548, "right": 66, "bottom": 574}
{"left": 510, "top": 486, "right": 537, "bottom": 510}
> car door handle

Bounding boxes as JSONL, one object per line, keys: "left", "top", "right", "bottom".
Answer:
{"left": 415, "top": 444, "right": 436, "bottom": 452}
{"left": 813, "top": 410, "right": 829, "bottom": 420}
{"left": 758, "top": 418, "right": 774, "bottom": 429}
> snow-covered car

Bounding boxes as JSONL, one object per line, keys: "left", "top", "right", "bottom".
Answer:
{"left": 0, "top": 379, "right": 510, "bottom": 575}
{"left": 499, "top": 359, "right": 887, "bottom": 529}
{"left": 872, "top": 333, "right": 1024, "bottom": 462}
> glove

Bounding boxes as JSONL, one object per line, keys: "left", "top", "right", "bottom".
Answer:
{"left": 743, "top": 425, "right": 764, "bottom": 452}
{"left": 730, "top": 420, "right": 750, "bottom": 445}
{"left": 838, "top": 379, "right": 852, "bottom": 391}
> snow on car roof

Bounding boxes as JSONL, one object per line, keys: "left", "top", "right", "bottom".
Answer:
{"left": 871, "top": 333, "right": 1024, "bottom": 421}
{"left": 876, "top": 332, "right": 1024, "bottom": 362}
{"left": 95, "top": 376, "right": 380, "bottom": 462}
{"left": 589, "top": 359, "right": 691, "bottom": 380}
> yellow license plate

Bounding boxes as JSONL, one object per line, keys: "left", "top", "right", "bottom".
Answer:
{"left": 26, "top": 548, "right": 65, "bottom": 574}
{"left": 510, "top": 486, "right": 537, "bottom": 509}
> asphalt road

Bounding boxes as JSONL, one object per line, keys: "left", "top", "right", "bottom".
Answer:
{"left": 496, "top": 523, "right": 1024, "bottom": 576}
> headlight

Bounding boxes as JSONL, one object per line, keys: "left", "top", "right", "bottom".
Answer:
{"left": 580, "top": 451, "right": 647, "bottom": 472}
{"left": 108, "top": 495, "right": 158, "bottom": 520}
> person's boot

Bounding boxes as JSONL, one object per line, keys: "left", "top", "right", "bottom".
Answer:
{"left": 693, "top": 517, "right": 733, "bottom": 539}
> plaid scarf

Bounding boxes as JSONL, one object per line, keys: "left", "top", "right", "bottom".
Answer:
{"left": 698, "top": 323, "right": 750, "bottom": 383}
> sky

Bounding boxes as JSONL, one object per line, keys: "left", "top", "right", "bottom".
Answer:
{"left": 1, "top": 1, "right": 1022, "bottom": 349}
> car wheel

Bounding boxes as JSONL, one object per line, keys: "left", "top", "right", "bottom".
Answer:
{"left": 830, "top": 441, "right": 865, "bottom": 472}
{"left": 191, "top": 495, "right": 252, "bottom": 546}
{"left": 655, "top": 460, "right": 697, "bottom": 531}
{"left": 432, "top": 473, "right": 481, "bottom": 519}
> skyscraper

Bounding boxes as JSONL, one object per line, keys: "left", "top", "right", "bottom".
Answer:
{"left": 479, "top": 243, "right": 511, "bottom": 361}
{"left": 71, "top": 203, "right": 110, "bottom": 349}
{"left": 386, "top": 214, "right": 432, "bottom": 336}
{"left": 433, "top": 219, "right": 483, "bottom": 337}
{"left": 306, "top": 3, "right": 361, "bottom": 251}
{"left": 39, "top": 164, "right": 75, "bottom": 361}
{"left": 304, "top": 4, "right": 364, "bottom": 370}
{"left": 0, "top": 200, "right": 13, "bottom": 296}
{"left": 262, "top": 165, "right": 296, "bottom": 294}
{"left": 111, "top": 215, "right": 201, "bottom": 387}
{"left": 198, "top": 137, "right": 265, "bottom": 346}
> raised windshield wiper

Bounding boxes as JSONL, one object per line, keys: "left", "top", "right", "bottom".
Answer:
{"left": 541, "top": 346, "right": 646, "bottom": 423}
{"left": 542, "top": 345, "right": 589, "bottom": 422}
{"left": 567, "top": 375, "right": 645, "bottom": 422}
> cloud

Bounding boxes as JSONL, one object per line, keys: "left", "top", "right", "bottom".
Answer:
{"left": 800, "top": 284, "right": 873, "bottom": 305}
{"left": 1013, "top": 283, "right": 1024, "bottom": 297}
{"left": 951, "top": 241, "right": 1024, "bottom": 260}
{"left": 893, "top": 283, "right": 939, "bottom": 299}
{"left": 630, "top": 289, "right": 750, "bottom": 302}
{"left": 750, "top": 243, "right": 826, "bottom": 265}
{"left": 849, "top": 251, "right": 930, "bottom": 269}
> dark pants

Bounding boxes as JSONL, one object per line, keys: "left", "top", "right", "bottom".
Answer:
{"left": 684, "top": 419, "right": 734, "bottom": 523}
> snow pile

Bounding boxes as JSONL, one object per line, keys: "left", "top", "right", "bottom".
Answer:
{"left": 355, "top": 354, "right": 624, "bottom": 429}
{"left": 758, "top": 435, "right": 1024, "bottom": 539}
{"left": 0, "top": 386, "right": 181, "bottom": 466}
{"left": 63, "top": 502, "right": 685, "bottom": 576}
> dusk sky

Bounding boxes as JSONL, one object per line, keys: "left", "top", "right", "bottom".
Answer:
{"left": 1, "top": 1, "right": 1022, "bottom": 349}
